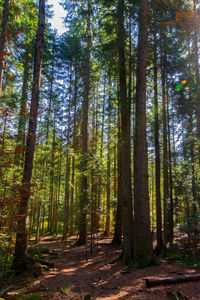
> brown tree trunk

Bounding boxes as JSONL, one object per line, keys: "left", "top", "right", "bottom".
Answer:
{"left": 63, "top": 67, "right": 72, "bottom": 241}
{"left": 153, "top": 32, "right": 162, "bottom": 251}
{"left": 167, "top": 91, "right": 174, "bottom": 245}
{"left": 104, "top": 78, "right": 111, "bottom": 237}
{"left": 112, "top": 101, "right": 122, "bottom": 245}
{"left": 193, "top": 0, "right": 200, "bottom": 140}
{"left": 48, "top": 122, "right": 56, "bottom": 234}
{"left": 134, "top": 0, "right": 152, "bottom": 267}
{"left": 16, "top": 49, "right": 30, "bottom": 166}
{"left": 13, "top": 0, "right": 45, "bottom": 269}
{"left": 70, "top": 67, "right": 77, "bottom": 235}
{"left": 117, "top": 0, "right": 134, "bottom": 265}
{"left": 0, "top": 0, "right": 9, "bottom": 102}
{"left": 78, "top": 0, "right": 91, "bottom": 246}
{"left": 161, "top": 49, "right": 170, "bottom": 245}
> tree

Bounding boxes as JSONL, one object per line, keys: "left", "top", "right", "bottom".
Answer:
{"left": 134, "top": 0, "right": 152, "bottom": 267}
{"left": 117, "top": 0, "right": 134, "bottom": 265}
{"left": 13, "top": 0, "right": 45, "bottom": 269}
{"left": 77, "top": 0, "right": 91, "bottom": 245}
{"left": 153, "top": 29, "right": 163, "bottom": 252}
{"left": 0, "top": 0, "right": 9, "bottom": 102}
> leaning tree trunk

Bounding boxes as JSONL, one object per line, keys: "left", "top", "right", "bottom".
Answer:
{"left": 134, "top": 0, "right": 152, "bottom": 267}
{"left": 0, "top": 0, "right": 9, "bottom": 103}
{"left": 117, "top": 0, "right": 134, "bottom": 265}
{"left": 13, "top": 0, "right": 45, "bottom": 269}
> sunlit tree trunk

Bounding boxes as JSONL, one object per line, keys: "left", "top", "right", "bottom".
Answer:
{"left": 134, "top": 0, "right": 152, "bottom": 267}
{"left": 153, "top": 31, "right": 162, "bottom": 252}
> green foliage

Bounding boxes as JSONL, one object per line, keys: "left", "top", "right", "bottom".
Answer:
{"left": 19, "top": 294, "right": 41, "bottom": 300}
{"left": 27, "top": 245, "right": 49, "bottom": 259}
{"left": 165, "top": 252, "right": 200, "bottom": 269}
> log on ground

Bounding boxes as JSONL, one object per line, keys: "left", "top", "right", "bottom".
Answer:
{"left": 145, "top": 273, "right": 200, "bottom": 288}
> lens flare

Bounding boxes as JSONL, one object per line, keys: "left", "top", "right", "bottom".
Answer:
{"left": 175, "top": 80, "right": 187, "bottom": 92}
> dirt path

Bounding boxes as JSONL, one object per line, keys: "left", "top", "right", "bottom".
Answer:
{"left": 6, "top": 235, "right": 200, "bottom": 299}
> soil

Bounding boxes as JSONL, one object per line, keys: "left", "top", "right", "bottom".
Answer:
{"left": 4, "top": 234, "right": 200, "bottom": 299}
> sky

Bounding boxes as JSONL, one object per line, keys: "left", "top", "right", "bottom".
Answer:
{"left": 48, "top": 0, "right": 66, "bottom": 35}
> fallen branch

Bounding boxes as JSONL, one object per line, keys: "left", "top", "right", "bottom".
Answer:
{"left": 146, "top": 273, "right": 200, "bottom": 288}
{"left": 167, "top": 291, "right": 189, "bottom": 300}
{"left": 0, "top": 285, "right": 14, "bottom": 297}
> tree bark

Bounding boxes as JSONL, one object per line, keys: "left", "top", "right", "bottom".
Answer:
{"left": 161, "top": 48, "right": 170, "bottom": 245}
{"left": 153, "top": 31, "right": 162, "bottom": 251}
{"left": 146, "top": 273, "right": 200, "bottom": 288}
{"left": 166, "top": 90, "right": 174, "bottom": 244}
{"left": 112, "top": 100, "right": 122, "bottom": 245}
{"left": 104, "top": 77, "right": 111, "bottom": 237}
{"left": 63, "top": 67, "right": 72, "bottom": 241}
{"left": 117, "top": 0, "right": 134, "bottom": 265}
{"left": 13, "top": 0, "right": 45, "bottom": 269}
{"left": 16, "top": 49, "right": 30, "bottom": 166}
{"left": 78, "top": 0, "right": 91, "bottom": 246}
{"left": 134, "top": 0, "right": 152, "bottom": 267}
{"left": 48, "top": 122, "right": 56, "bottom": 234}
{"left": 0, "top": 0, "right": 9, "bottom": 103}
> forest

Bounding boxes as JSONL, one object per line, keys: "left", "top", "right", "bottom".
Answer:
{"left": 0, "top": 0, "right": 200, "bottom": 299}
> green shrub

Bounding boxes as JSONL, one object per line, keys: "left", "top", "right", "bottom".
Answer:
{"left": 27, "top": 245, "right": 49, "bottom": 258}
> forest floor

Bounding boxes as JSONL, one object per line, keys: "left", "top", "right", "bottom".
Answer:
{"left": 3, "top": 233, "right": 200, "bottom": 299}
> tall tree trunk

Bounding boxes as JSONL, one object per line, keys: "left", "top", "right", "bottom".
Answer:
{"left": 104, "top": 78, "right": 111, "bottom": 237}
{"left": 153, "top": 32, "right": 162, "bottom": 252}
{"left": 42, "top": 55, "right": 54, "bottom": 234}
{"left": 0, "top": 0, "right": 9, "bottom": 102}
{"left": 16, "top": 50, "right": 30, "bottom": 166}
{"left": 35, "top": 203, "right": 41, "bottom": 244}
{"left": 112, "top": 101, "right": 122, "bottom": 245}
{"left": 117, "top": 0, "right": 134, "bottom": 265}
{"left": 134, "top": 0, "right": 152, "bottom": 267}
{"left": 48, "top": 122, "right": 56, "bottom": 234}
{"left": 13, "top": 0, "right": 45, "bottom": 269}
{"left": 63, "top": 67, "right": 72, "bottom": 241}
{"left": 166, "top": 91, "right": 174, "bottom": 245}
{"left": 193, "top": 0, "right": 200, "bottom": 140}
{"left": 70, "top": 67, "right": 77, "bottom": 235}
{"left": 161, "top": 49, "right": 170, "bottom": 245}
{"left": 78, "top": 0, "right": 91, "bottom": 245}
